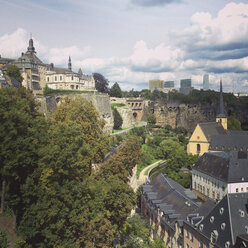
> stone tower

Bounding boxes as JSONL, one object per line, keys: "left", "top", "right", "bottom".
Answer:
{"left": 216, "top": 80, "right": 227, "bottom": 130}
{"left": 27, "top": 38, "right": 36, "bottom": 53}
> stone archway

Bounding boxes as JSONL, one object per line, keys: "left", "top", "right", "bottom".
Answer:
{"left": 133, "top": 112, "right": 138, "bottom": 120}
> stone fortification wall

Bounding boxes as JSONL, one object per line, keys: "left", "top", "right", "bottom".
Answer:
{"left": 116, "top": 106, "right": 135, "bottom": 129}
{"left": 150, "top": 100, "right": 217, "bottom": 133}
{"left": 35, "top": 93, "right": 114, "bottom": 134}
{"left": 149, "top": 99, "right": 248, "bottom": 133}
{"left": 110, "top": 97, "right": 136, "bottom": 129}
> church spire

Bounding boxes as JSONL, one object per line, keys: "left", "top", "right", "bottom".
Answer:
{"left": 218, "top": 79, "right": 225, "bottom": 117}
{"left": 216, "top": 79, "right": 227, "bottom": 130}
{"left": 68, "top": 56, "right": 72, "bottom": 71}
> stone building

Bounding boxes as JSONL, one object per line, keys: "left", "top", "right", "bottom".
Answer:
{"left": 187, "top": 80, "right": 233, "bottom": 156}
{"left": 46, "top": 58, "right": 95, "bottom": 91}
{"left": 192, "top": 151, "right": 248, "bottom": 202}
{"left": 14, "top": 38, "right": 47, "bottom": 93}
{"left": 141, "top": 174, "right": 200, "bottom": 248}
{"left": 184, "top": 192, "right": 248, "bottom": 248}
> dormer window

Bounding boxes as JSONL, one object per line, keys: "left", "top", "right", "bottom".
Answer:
{"left": 219, "top": 208, "right": 224, "bottom": 215}
{"left": 210, "top": 216, "right": 214, "bottom": 223}
{"left": 239, "top": 209, "right": 245, "bottom": 217}
{"left": 225, "top": 241, "right": 230, "bottom": 248}
{"left": 211, "top": 230, "right": 218, "bottom": 244}
{"left": 221, "top": 223, "right": 226, "bottom": 230}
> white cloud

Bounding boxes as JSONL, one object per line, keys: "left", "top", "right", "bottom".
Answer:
{"left": 173, "top": 2, "right": 248, "bottom": 54}
{"left": 1, "top": 2, "right": 248, "bottom": 92}
{"left": 0, "top": 28, "right": 28, "bottom": 58}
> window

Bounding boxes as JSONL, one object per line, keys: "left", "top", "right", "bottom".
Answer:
{"left": 55, "top": 76, "right": 57, "bottom": 81}
{"left": 217, "top": 193, "right": 220, "bottom": 201}
{"left": 246, "top": 187, "right": 248, "bottom": 192}
{"left": 211, "top": 230, "right": 218, "bottom": 244}
{"left": 236, "top": 188, "right": 239, "bottom": 193}
{"left": 212, "top": 191, "right": 215, "bottom": 199}
{"left": 241, "top": 187, "right": 244, "bottom": 192}
{"left": 186, "top": 244, "right": 189, "bottom": 248}
{"left": 72, "top": 76, "right": 74, "bottom": 80}
{"left": 186, "top": 230, "right": 189, "bottom": 238}
{"left": 191, "top": 233, "right": 194, "bottom": 242}
{"left": 207, "top": 188, "right": 209, "bottom": 196}
{"left": 199, "top": 241, "right": 203, "bottom": 248}
{"left": 197, "top": 144, "right": 201, "bottom": 155}
{"left": 60, "top": 76, "right": 62, "bottom": 81}
{"left": 47, "top": 77, "right": 49, "bottom": 82}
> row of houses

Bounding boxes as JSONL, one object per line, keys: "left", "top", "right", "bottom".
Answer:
{"left": 0, "top": 38, "right": 95, "bottom": 93}
{"left": 141, "top": 173, "right": 248, "bottom": 248}
{"left": 141, "top": 81, "right": 248, "bottom": 247}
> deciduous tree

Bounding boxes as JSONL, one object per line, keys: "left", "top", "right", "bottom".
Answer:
{"left": 109, "top": 82, "right": 122, "bottom": 98}
{"left": 93, "top": 73, "right": 109, "bottom": 93}
{"left": 6, "top": 65, "right": 23, "bottom": 83}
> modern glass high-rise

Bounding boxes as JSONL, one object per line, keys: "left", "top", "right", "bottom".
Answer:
{"left": 203, "top": 74, "right": 209, "bottom": 91}
{"left": 164, "top": 81, "right": 174, "bottom": 88}
{"left": 180, "top": 79, "right": 192, "bottom": 88}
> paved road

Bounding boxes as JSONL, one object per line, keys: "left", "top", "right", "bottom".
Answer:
{"left": 111, "top": 121, "right": 147, "bottom": 136}
{"left": 137, "top": 160, "right": 163, "bottom": 186}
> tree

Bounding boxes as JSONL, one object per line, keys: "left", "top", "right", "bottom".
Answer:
{"left": 0, "top": 228, "right": 9, "bottom": 248}
{"left": 52, "top": 96, "right": 109, "bottom": 162}
{"left": 0, "top": 87, "right": 47, "bottom": 222}
{"left": 227, "top": 116, "right": 242, "bottom": 130}
{"left": 113, "top": 108, "right": 123, "bottom": 130}
{"left": 93, "top": 73, "right": 109, "bottom": 93}
{"left": 6, "top": 65, "right": 23, "bottom": 83}
{"left": 97, "top": 137, "right": 142, "bottom": 183}
{"left": 18, "top": 97, "right": 138, "bottom": 247}
{"left": 147, "top": 114, "right": 156, "bottom": 125}
{"left": 109, "top": 82, "right": 122, "bottom": 98}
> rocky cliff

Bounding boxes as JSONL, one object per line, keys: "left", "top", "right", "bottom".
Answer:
{"left": 149, "top": 99, "right": 248, "bottom": 133}
{"left": 35, "top": 93, "right": 114, "bottom": 134}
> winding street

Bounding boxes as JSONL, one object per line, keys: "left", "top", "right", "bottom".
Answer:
{"left": 137, "top": 160, "right": 163, "bottom": 186}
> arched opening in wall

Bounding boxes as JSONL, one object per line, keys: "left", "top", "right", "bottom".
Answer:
{"left": 197, "top": 144, "right": 201, "bottom": 155}
{"left": 133, "top": 112, "right": 138, "bottom": 120}
{"left": 70, "top": 85, "right": 74, "bottom": 90}
{"left": 76, "top": 85, "right": 79, "bottom": 89}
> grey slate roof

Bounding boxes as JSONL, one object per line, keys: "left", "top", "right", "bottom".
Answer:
{"left": 198, "top": 122, "right": 227, "bottom": 141}
{"left": 210, "top": 134, "right": 248, "bottom": 152}
{"left": 47, "top": 67, "right": 75, "bottom": 74}
{"left": 195, "top": 193, "right": 248, "bottom": 247}
{"left": 142, "top": 174, "right": 200, "bottom": 228}
{"left": 192, "top": 152, "right": 248, "bottom": 183}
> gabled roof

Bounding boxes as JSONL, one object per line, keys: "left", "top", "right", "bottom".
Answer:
{"left": 195, "top": 193, "right": 248, "bottom": 247}
{"left": 192, "top": 152, "right": 248, "bottom": 183}
{"left": 198, "top": 122, "right": 227, "bottom": 142}
{"left": 142, "top": 174, "right": 199, "bottom": 228}
{"left": 210, "top": 134, "right": 248, "bottom": 152}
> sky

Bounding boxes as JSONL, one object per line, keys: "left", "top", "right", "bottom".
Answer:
{"left": 0, "top": 0, "right": 248, "bottom": 92}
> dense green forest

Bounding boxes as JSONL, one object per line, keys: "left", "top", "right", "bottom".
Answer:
{"left": 0, "top": 87, "right": 144, "bottom": 247}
